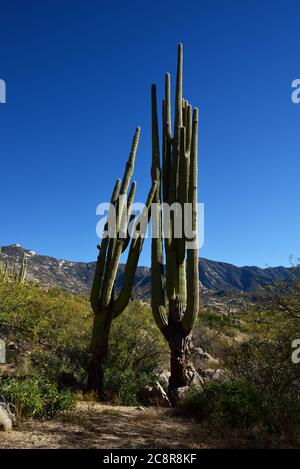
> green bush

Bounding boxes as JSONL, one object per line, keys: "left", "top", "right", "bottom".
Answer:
{"left": 103, "top": 302, "right": 168, "bottom": 405}
{"left": 0, "top": 378, "right": 75, "bottom": 420}
{"left": 181, "top": 380, "right": 262, "bottom": 428}
{"left": 225, "top": 287, "right": 300, "bottom": 441}
{"left": 229, "top": 336, "right": 300, "bottom": 438}
{"left": 104, "top": 368, "right": 155, "bottom": 406}
{"left": 0, "top": 277, "right": 168, "bottom": 407}
{"left": 0, "top": 279, "right": 92, "bottom": 387}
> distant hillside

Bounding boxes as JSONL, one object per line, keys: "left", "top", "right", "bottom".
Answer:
{"left": 0, "top": 245, "right": 298, "bottom": 303}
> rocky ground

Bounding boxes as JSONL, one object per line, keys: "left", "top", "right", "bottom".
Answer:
{"left": 0, "top": 401, "right": 269, "bottom": 449}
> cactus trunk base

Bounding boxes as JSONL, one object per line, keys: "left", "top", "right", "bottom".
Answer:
{"left": 167, "top": 315, "right": 191, "bottom": 399}
{"left": 87, "top": 349, "right": 106, "bottom": 400}
{"left": 87, "top": 309, "right": 113, "bottom": 400}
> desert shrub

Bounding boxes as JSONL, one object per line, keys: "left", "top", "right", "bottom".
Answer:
{"left": 228, "top": 336, "right": 300, "bottom": 439}
{"left": 104, "top": 368, "right": 154, "bottom": 406}
{"left": 103, "top": 301, "right": 168, "bottom": 405}
{"left": 191, "top": 309, "right": 242, "bottom": 367}
{"left": 0, "top": 377, "right": 75, "bottom": 420}
{"left": 0, "top": 280, "right": 92, "bottom": 387}
{"left": 224, "top": 277, "right": 300, "bottom": 442}
{"left": 0, "top": 278, "right": 167, "bottom": 407}
{"left": 181, "top": 380, "right": 262, "bottom": 428}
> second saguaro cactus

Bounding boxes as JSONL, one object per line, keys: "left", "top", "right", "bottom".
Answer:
{"left": 88, "top": 127, "right": 157, "bottom": 398}
{"left": 151, "top": 44, "right": 200, "bottom": 395}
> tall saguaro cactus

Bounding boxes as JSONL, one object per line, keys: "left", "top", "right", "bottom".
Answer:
{"left": 88, "top": 127, "right": 157, "bottom": 398}
{"left": 151, "top": 44, "right": 200, "bottom": 395}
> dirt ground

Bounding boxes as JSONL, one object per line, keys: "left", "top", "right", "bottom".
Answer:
{"left": 0, "top": 401, "right": 270, "bottom": 449}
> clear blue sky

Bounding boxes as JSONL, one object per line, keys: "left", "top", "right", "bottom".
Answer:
{"left": 0, "top": 0, "right": 299, "bottom": 267}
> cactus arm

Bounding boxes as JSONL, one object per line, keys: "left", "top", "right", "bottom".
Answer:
{"left": 99, "top": 177, "right": 124, "bottom": 306}
{"left": 90, "top": 179, "right": 120, "bottom": 314}
{"left": 100, "top": 212, "right": 119, "bottom": 306}
{"left": 90, "top": 243, "right": 106, "bottom": 314}
{"left": 151, "top": 204, "right": 168, "bottom": 331}
{"left": 113, "top": 180, "right": 158, "bottom": 317}
{"left": 127, "top": 181, "right": 136, "bottom": 216}
{"left": 119, "top": 180, "right": 136, "bottom": 242}
{"left": 122, "top": 213, "right": 135, "bottom": 253}
{"left": 175, "top": 43, "right": 183, "bottom": 131}
{"left": 163, "top": 75, "right": 173, "bottom": 206}
{"left": 186, "top": 104, "right": 192, "bottom": 155}
{"left": 168, "top": 44, "right": 182, "bottom": 207}
{"left": 119, "top": 128, "right": 140, "bottom": 195}
{"left": 165, "top": 73, "right": 172, "bottom": 142}
{"left": 177, "top": 126, "right": 187, "bottom": 264}
{"left": 151, "top": 85, "right": 168, "bottom": 332}
{"left": 120, "top": 180, "right": 136, "bottom": 253}
{"left": 117, "top": 127, "right": 140, "bottom": 231}
{"left": 101, "top": 129, "right": 140, "bottom": 307}
{"left": 182, "top": 108, "right": 199, "bottom": 334}
{"left": 170, "top": 42, "right": 183, "bottom": 208}
{"left": 165, "top": 46, "right": 184, "bottom": 306}
{"left": 169, "top": 42, "right": 183, "bottom": 209}
{"left": 182, "top": 99, "right": 186, "bottom": 127}
{"left": 162, "top": 99, "right": 168, "bottom": 205}
{"left": 151, "top": 185, "right": 168, "bottom": 331}
{"left": 151, "top": 85, "right": 160, "bottom": 182}
{"left": 101, "top": 230, "right": 125, "bottom": 310}
{"left": 177, "top": 129, "right": 188, "bottom": 313}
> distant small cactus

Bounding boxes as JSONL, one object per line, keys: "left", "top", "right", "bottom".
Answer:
{"left": 18, "top": 253, "right": 27, "bottom": 284}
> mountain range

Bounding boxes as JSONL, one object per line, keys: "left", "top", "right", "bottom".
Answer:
{"left": 0, "top": 245, "right": 298, "bottom": 305}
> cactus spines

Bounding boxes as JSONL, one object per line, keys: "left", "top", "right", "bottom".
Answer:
{"left": 151, "top": 44, "right": 200, "bottom": 397}
{"left": 88, "top": 127, "right": 157, "bottom": 399}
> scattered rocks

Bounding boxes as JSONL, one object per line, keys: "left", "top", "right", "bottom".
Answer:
{"left": 140, "top": 381, "right": 171, "bottom": 408}
{"left": 191, "top": 346, "right": 203, "bottom": 354}
{"left": 191, "top": 348, "right": 219, "bottom": 369}
{"left": 186, "top": 364, "right": 204, "bottom": 389}
{"left": 202, "top": 368, "right": 215, "bottom": 380}
{"left": 15, "top": 354, "right": 31, "bottom": 378}
{"left": 169, "top": 386, "right": 192, "bottom": 404}
{"left": 0, "top": 364, "right": 16, "bottom": 378}
{"left": 201, "top": 368, "right": 228, "bottom": 383}
{"left": 212, "top": 369, "right": 227, "bottom": 382}
{"left": 153, "top": 366, "right": 170, "bottom": 392}
{"left": 7, "top": 341, "right": 18, "bottom": 351}
{"left": 0, "top": 405, "right": 13, "bottom": 432}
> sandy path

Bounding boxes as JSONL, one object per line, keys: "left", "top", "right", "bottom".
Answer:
{"left": 0, "top": 401, "right": 262, "bottom": 449}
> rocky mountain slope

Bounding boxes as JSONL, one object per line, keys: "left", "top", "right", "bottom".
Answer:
{"left": 1, "top": 245, "right": 299, "bottom": 304}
